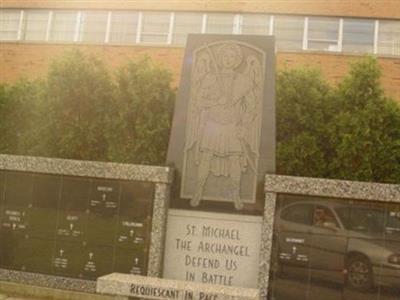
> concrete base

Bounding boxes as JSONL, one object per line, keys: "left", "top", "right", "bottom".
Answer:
{"left": 97, "top": 273, "right": 260, "bottom": 300}
{"left": 0, "top": 281, "right": 124, "bottom": 300}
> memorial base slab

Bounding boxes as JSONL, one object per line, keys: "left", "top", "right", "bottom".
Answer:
{"left": 97, "top": 273, "right": 260, "bottom": 300}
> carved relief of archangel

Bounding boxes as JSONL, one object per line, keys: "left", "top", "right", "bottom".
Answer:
{"left": 181, "top": 41, "right": 265, "bottom": 210}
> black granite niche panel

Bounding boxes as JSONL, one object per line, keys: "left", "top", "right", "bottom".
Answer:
{"left": 114, "top": 181, "right": 155, "bottom": 276}
{"left": 268, "top": 194, "right": 400, "bottom": 300}
{"left": 0, "top": 170, "right": 155, "bottom": 280}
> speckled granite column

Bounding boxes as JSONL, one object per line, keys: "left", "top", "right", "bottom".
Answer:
{"left": 148, "top": 183, "right": 171, "bottom": 277}
{"left": 257, "top": 192, "right": 276, "bottom": 298}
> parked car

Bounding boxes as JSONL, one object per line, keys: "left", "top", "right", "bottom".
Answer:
{"left": 273, "top": 200, "right": 400, "bottom": 291}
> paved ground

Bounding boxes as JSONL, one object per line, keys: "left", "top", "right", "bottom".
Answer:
{"left": 271, "top": 277, "right": 400, "bottom": 300}
{"left": 0, "top": 294, "right": 38, "bottom": 300}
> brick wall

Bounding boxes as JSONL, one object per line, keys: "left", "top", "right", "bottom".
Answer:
{"left": 2, "top": 0, "right": 400, "bottom": 19}
{"left": 0, "top": 43, "right": 400, "bottom": 103}
{"left": 0, "top": 43, "right": 399, "bottom": 102}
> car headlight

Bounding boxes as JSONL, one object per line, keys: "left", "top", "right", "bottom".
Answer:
{"left": 388, "top": 254, "right": 400, "bottom": 265}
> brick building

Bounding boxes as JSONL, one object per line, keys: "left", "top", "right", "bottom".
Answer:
{"left": 1, "top": 0, "right": 399, "bottom": 101}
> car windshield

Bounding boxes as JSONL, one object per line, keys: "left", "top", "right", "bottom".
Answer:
{"left": 335, "top": 206, "right": 400, "bottom": 234}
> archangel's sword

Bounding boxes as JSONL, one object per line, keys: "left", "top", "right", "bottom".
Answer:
{"left": 205, "top": 44, "right": 225, "bottom": 95}
{"left": 205, "top": 44, "right": 258, "bottom": 176}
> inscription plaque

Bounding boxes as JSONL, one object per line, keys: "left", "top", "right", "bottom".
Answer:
{"left": 164, "top": 209, "right": 262, "bottom": 288}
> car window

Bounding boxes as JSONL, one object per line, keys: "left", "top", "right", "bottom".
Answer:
{"left": 387, "top": 211, "right": 400, "bottom": 230}
{"left": 313, "top": 206, "right": 339, "bottom": 228}
{"left": 281, "top": 204, "right": 313, "bottom": 225}
{"left": 335, "top": 207, "right": 399, "bottom": 234}
{"left": 335, "top": 206, "right": 351, "bottom": 229}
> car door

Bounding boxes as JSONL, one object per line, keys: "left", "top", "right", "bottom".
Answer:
{"left": 277, "top": 203, "right": 314, "bottom": 269}
{"left": 308, "top": 205, "right": 347, "bottom": 279}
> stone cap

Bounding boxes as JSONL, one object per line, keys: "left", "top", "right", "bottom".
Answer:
{"left": 264, "top": 174, "right": 400, "bottom": 202}
{"left": 97, "top": 273, "right": 260, "bottom": 300}
{"left": 0, "top": 154, "right": 173, "bottom": 183}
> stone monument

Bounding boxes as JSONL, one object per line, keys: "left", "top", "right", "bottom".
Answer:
{"left": 165, "top": 34, "right": 275, "bottom": 289}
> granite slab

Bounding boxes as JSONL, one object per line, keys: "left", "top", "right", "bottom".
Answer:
{"left": 0, "top": 154, "right": 173, "bottom": 183}
{"left": 97, "top": 273, "right": 260, "bottom": 300}
{"left": 264, "top": 174, "right": 400, "bottom": 202}
{"left": 167, "top": 34, "right": 275, "bottom": 214}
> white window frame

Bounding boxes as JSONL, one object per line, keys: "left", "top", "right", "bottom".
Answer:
{"left": 74, "top": 11, "right": 82, "bottom": 42}
{"left": 374, "top": 19, "right": 379, "bottom": 54}
{"left": 303, "top": 16, "right": 308, "bottom": 50}
{"left": 233, "top": 14, "right": 241, "bottom": 34}
{"left": 338, "top": 18, "right": 344, "bottom": 52}
{"left": 269, "top": 15, "right": 274, "bottom": 36}
{"left": 104, "top": 11, "right": 112, "bottom": 43}
{"left": 167, "top": 12, "right": 175, "bottom": 44}
{"left": 45, "top": 10, "right": 53, "bottom": 42}
{"left": 136, "top": 11, "right": 143, "bottom": 44}
{"left": 201, "top": 13, "right": 207, "bottom": 34}
{"left": 17, "top": 10, "right": 24, "bottom": 41}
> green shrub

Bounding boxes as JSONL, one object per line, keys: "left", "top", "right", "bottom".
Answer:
{"left": 0, "top": 52, "right": 398, "bottom": 183}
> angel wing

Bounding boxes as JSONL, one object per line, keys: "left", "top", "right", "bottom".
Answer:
{"left": 244, "top": 55, "right": 263, "bottom": 89}
{"left": 184, "top": 50, "right": 211, "bottom": 162}
{"left": 192, "top": 51, "right": 211, "bottom": 93}
{"left": 240, "top": 55, "right": 264, "bottom": 160}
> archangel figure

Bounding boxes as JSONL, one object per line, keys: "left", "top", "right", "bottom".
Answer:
{"left": 183, "top": 41, "right": 263, "bottom": 210}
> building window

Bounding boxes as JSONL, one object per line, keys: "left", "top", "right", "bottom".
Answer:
{"left": 1, "top": 8, "right": 399, "bottom": 57}
{"left": 308, "top": 17, "right": 340, "bottom": 51}
{"left": 342, "top": 18, "right": 374, "bottom": 53}
{"left": 274, "top": 15, "right": 304, "bottom": 50}
{"left": 240, "top": 14, "right": 270, "bottom": 35}
{"left": 23, "top": 10, "right": 49, "bottom": 41}
{"left": 0, "top": 9, "right": 20, "bottom": 41}
{"left": 140, "top": 12, "right": 170, "bottom": 44}
{"left": 109, "top": 11, "right": 139, "bottom": 45}
{"left": 378, "top": 20, "right": 400, "bottom": 56}
{"left": 49, "top": 10, "right": 77, "bottom": 42}
{"left": 80, "top": 11, "right": 108, "bottom": 43}
{"left": 205, "top": 13, "right": 235, "bottom": 34}
{"left": 172, "top": 12, "right": 203, "bottom": 45}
